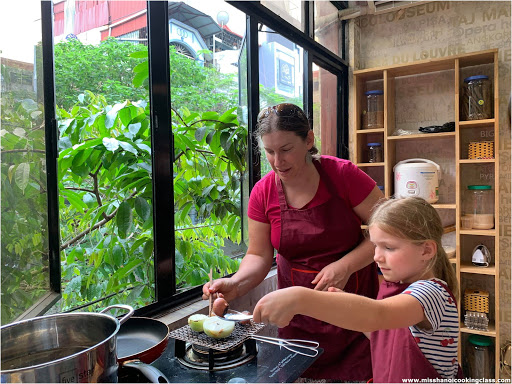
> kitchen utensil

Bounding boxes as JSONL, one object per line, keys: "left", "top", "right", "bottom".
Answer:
{"left": 248, "top": 335, "right": 319, "bottom": 358}
{"left": 1, "top": 304, "right": 133, "bottom": 383}
{"left": 117, "top": 317, "right": 170, "bottom": 383}
{"left": 393, "top": 158, "right": 441, "bottom": 203}
{"left": 208, "top": 268, "right": 213, "bottom": 317}
{"left": 221, "top": 310, "right": 253, "bottom": 322}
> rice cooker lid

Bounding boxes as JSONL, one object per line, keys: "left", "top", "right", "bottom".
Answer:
{"left": 395, "top": 162, "right": 437, "bottom": 170}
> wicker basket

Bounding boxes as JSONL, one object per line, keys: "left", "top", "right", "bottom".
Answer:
{"left": 464, "top": 289, "right": 490, "bottom": 313}
{"left": 468, "top": 141, "right": 494, "bottom": 159}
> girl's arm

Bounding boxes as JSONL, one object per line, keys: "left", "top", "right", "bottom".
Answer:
{"left": 311, "top": 186, "right": 384, "bottom": 291}
{"left": 253, "top": 286, "right": 426, "bottom": 332}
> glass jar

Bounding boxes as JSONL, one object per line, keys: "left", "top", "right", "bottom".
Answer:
{"left": 363, "top": 90, "right": 384, "bottom": 129}
{"left": 367, "top": 143, "right": 383, "bottom": 163}
{"left": 466, "top": 335, "right": 494, "bottom": 379}
{"left": 463, "top": 185, "right": 494, "bottom": 229}
{"left": 462, "top": 75, "right": 492, "bottom": 120}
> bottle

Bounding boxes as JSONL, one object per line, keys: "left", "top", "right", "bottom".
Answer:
{"left": 463, "top": 185, "right": 494, "bottom": 229}
{"left": 363, "top": 90, "right": 384, "bottom": 129}
{"left": 367, "top": 143, "right": 383, "bottom": 163}
{"left": 466, "top": 335, "right": 494, "bottom": 379}
{"left": 462, "top": 75, "right": 492, "bottom": 120}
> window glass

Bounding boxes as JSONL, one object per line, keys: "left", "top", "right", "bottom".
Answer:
{"left": 261, "top": 0, "right": 303, "bottom": 31}
{"left": 0, "top": 0, "right": 49, "bottom": 324}
{"left": 258, "top": 24, "right": 304, "bottom": 176}
{"left": 168, "top": 0, "right": 247, "bottom": 291}
{"left": 52, "top": 1, "right": 153, "bottom": 312}
{"left": 314, "top": 2, "right": 341, "bottom": 57}
{"left": 312, "top": 63, "right": 338, "bottom": 156}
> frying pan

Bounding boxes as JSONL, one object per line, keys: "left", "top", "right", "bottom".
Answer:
{"left": 117, "top": 317, "right": 170, "bottom": 383}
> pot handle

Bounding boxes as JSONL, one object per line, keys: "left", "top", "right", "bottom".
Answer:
{"left": 99, "top": 304, "right": 134, "bottom": 325}
{"left": 121, "top": 361, "right": 170, "bottom": 383}
{"left": 393, "top": 158, "right": 442, "bottom": 179}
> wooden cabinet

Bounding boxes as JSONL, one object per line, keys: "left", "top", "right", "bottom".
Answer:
{"left": 353, "top": 49, "right": 500, "bottom": 379}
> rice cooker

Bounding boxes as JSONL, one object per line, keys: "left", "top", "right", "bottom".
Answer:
{"left": 393, "top": 158, "right": 441, "bottom": 203}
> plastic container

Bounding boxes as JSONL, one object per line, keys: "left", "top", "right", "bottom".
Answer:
{"left": 466, "top": 335, "right": 494, "bottom": 379}
{"left": 462, "top": 75, "right": 492, "bottom": 120}
{"left": 463, "top": 185, "right": 494, "bottom": 229}
{"left": 362, "top": 90, "right": 384, "bottom": 129}
{"left": 367, "top": 143, "right": 383, "bottom": 163}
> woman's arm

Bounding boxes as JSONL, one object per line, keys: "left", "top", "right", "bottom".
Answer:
{"left": 203, "top": 218, "right": 274, "bottom": 302}
{"left": 311, "top": 186, "right": 384, "bottom": 290}
{"left": 254, "top": 286, "right": 426, "bottom": 332}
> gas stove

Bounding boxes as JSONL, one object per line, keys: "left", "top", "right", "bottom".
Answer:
{"left": 119, "top": 322, "right": 322, "bottom": 383}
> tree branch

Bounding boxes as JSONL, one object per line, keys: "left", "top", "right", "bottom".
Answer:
{"left": 65, "top": 187, "right": 95, "bottom": 193}
{"left": 59, "top": 191, "right": 137, "bottom": 251}
{"left": 1, "top": 149, "right": 46, "bottom": 154}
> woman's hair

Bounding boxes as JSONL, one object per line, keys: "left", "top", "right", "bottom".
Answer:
{"left": 368, "top": 196, "right": 458, "bottom": 298}
{"left": 255, "top": 103, "right": 319, "bottom": 156}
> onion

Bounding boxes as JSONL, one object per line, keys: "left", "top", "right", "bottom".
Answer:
{"left": 203, "top": 316, "right": 235, "bottom": 339}
{"left": 188, "top": 314, "right": 209, "bottom": 332}
{"left": 212, "top": 297, "right": 230, "bottom": 317}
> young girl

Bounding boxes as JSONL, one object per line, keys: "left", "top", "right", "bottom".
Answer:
{"left": 253, "top": 196, "right": 463, "bottom": 382}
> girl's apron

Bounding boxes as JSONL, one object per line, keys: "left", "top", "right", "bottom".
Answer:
{"left": 370, "top": 281, "right": 464, "bottom": 383}
{"left": 276, "top": 161, "right": 379, "bottom": 381}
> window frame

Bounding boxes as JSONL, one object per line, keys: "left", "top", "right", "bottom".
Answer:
{"left": 22, "top": 0, "right": 349, "bottom": 320}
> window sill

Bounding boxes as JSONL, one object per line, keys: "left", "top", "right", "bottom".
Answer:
{"left": 154, "top": 268, "right": 278, "bottom": 331}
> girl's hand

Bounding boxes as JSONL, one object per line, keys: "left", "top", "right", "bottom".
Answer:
{"left": 311, "top": 259, "right": 351, "bottom": 291}
{"left": 253, "top": 287, "right": 303, "bottom": 327}
{"left": 202, "top": 278, "right": 238, "bottom": 302}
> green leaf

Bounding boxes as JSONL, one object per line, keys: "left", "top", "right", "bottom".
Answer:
{"left": 133, "top": 61, "right": 148, "bottom": 73}
{"left": 129, "top": 50, "right": 148, "bottom": 58}
{"left": 194, "top": 126, "right": 207, "bottom": 142}
{"left": 132, "top": 71, "right": 147, "bottom": 88}
{"left": 134, "top": 197, "right": 151, "bottom": 221}
{"left": 119, "top": 107, "right": 132, "bottom": 126}
{"left": 115, "top": 259, "right": 142, "bottom": 280}
{"left": 119, "top": 141, "right": 138, "bottom": 155}
{"left": 112, "top": 245, "right": 124, "bottom": 267}
{"left": 14, "top": 163, "right": 30, "bottom": 193}
{"left": 116, "top": 202, "right": 133, "bottom": 239}
{"left": 142, "top": 240, "right": 154, "bottom": 259}
{"left": 103, "top": 137, "right": 119, "bottom": 152}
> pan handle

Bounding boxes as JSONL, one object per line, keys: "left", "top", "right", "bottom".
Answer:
{"left": 121, "top": 361, "right": 170, "bottom": 383}
{"left": 99, "top": 304, "right": 134, "bottom": 325}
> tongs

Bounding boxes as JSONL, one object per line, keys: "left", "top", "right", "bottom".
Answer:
{"left": 249, "top": 334, "right": 319, "bottom": 358}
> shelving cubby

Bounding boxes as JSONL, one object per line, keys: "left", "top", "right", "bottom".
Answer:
{"left": 353, "top": 48, "right": 500, "bottom": 379}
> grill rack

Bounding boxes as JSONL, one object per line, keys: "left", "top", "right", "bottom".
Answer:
{"left": 169, "top": 321, "right": 265, "bottom": 352}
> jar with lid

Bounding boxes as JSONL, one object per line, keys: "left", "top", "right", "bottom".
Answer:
{"left": 362, "top": 90, "right": 384, "bottom": 129}
{"left": 463, "top": 185, "right": 494, "bottom": 229}
{"left": 462, "top": 75, "right": 492, "bottom": 120}
{"left": 466, "top": 335, "right": 494, "bottom": 379}
{"left": 367, "top": 143, "right": 383, "bottom": 163}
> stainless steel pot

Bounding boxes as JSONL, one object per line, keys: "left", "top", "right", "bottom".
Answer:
{"left": 1, "top": 304, "right": 133, "bottom": 383}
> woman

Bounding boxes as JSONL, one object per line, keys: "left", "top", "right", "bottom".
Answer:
{"left": 203, "top": 103, "right": 383, "bottom": 381}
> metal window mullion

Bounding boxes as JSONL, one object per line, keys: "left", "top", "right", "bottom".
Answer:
{"left": 147, "top": 1, "right": 174, "bottom": 300}
{"left": 338, "top": 70, "right": 349, "bottom": 159}
{"left": 246, "top": 14, "right": 260, "bottom": 191}
{"left": 228, "top": 1, "right": 347, "bottom": 71}
{"left": 303, "top": 51, "right": 313, "bottom": 126}
{"left": 41, "top": 0, "right": 61, "bottom": 296}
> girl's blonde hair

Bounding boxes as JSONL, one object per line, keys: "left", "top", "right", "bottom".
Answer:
{"left": 368, "top": 196, "right": 458, "bottom": 298}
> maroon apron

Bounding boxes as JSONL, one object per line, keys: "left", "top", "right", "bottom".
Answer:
{"left": 276, "top": 160, "right": 379, "bottom": 381}
{"left": 370, "top": 281, "right": 464, "bottom": 383}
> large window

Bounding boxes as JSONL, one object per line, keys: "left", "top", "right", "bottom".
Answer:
{"left": 1, "top": 0, "right": 49, "bottom": 323}
{"left": 1, "top": 0, "right": 348, "bottom": 323}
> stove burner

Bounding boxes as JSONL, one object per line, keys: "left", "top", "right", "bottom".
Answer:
{"left": 176, "top": 339, "right": 257, "bottom": 371}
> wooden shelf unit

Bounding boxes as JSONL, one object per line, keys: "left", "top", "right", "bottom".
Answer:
{"left": 353, "top": 48, "right": 500, "bottom": 379}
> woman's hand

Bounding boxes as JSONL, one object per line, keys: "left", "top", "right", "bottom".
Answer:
{"left": 202, "top": 278, "right": 238, "bottom": 302}
{"left": 311, "top": 259, "right": 351, "bottom": 291}
{"left": 253, "top": 287, "right": 303, "bottom": 327}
